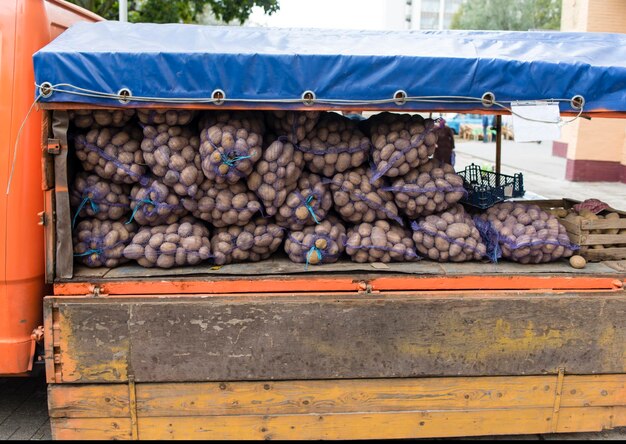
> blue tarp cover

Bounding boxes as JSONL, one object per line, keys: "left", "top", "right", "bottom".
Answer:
{"left": 33, "top": 22, "right": 626, "bottom": 113}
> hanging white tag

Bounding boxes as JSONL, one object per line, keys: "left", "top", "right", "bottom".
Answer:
{"left": 511, "top": 101, "right": 561, "bottom": 143}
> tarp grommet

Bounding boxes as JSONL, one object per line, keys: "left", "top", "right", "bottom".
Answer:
{"left": 212, "top": 89, "right": 225, "bottom": 105}
{"left": 481, "top": 92, "right": 495, "bottom": 107}
{"left": 393, "top": 90, "right": 407, "bottom": 105}
{"left": 301, "top": 90, "right": 316, "bottom": 106}
{"left": 571, "top": 95, "right": 585, "bottom": 110}
{"left": 117, "top": 88, "right": 132, "bottom": 104}
{"left": 39, "top": 82, "right": 53, "bottom": 98}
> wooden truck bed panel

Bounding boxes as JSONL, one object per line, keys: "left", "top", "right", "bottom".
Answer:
{"left": 47, "top": 375, "right": 626, "bottom": 439}
{"left": 44, "top": 292, "right": 626, "bottom": 384}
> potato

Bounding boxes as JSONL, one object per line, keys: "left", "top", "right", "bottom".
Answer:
{"left": 329, "top": 167, "right": 402, "bottom": 225}
{"left": 70, "top": 172, "right": 131, "bottom": 223}
{"left": 123, "top": 216, "right": 210, "bottom": 268}
{"left": 297, "top": 112, "right": 369, "bottom": 177}
{"left": 275, "top": 172, "right": 333, "bottom": 230}
{"left": 129, "top": 179, "right": 188, "bottom": 226}
{"left": 211, "top": 217, "right": 284, "bottom": 265}
{"left": 569, "top": 255, "right": 586, "bottom": 269}
{"left": 479, "top": 202, "right": 577, "bottom": 263}
{"left": 75, "top": 125, "right": 147, "bottom": 185}
{"left": 284, "top": 216, "right": 346, "bottom": 265}
{"left": 141, "top": 123, "right": 203, "bottom": 197}
{"left": 73, "top": 219, "right": 137, "bottom": 268}
{"left": 346, "top": 221, "right": 418, "bottom": 263}
{"left": 368, "top": 112, "right": 441, "bottom": 179}
{"left": 265, "top": 111, "right": 321, "bottom": 143}
{"left": 70, "top": 109, "right": 135, "bottom": 129}
{"left": 246, "top": 135, "right": 304, "bottom": 215}
{"left": 385, "top": 158, "right": 465, "bottom": 218}
{"left": 199, "top": 111, "right": 264, "bottom": 185}
{"left": 412, "top": 204, "right": 486, "bottom": 262}
{"left": 137, "top": 109, "right": 196, "bottom": 126}
{"left": 182, "top": 180, "right": 262, "bottom": 228}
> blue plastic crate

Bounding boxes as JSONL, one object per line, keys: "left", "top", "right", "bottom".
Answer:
{"left": 457, "top": 164, "right": 524, "bottom": 209}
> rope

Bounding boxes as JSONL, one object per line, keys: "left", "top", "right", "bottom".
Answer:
{"left": 72, "top": 196, "right": 99, "bottom": 228}
{"left": 74, "top": 248, "right": 101, "bottom": 257}
{"left": 220, "top": 152, "right": 253, "bottom": 167}
{"left": 126, "top": 198, "right": 154, "bottom": 224}
{"left": 304, "top": 246, "right": 322, "bottom": 270}
{"left": 304, "top": 195, "right": 320, "bottom": 224}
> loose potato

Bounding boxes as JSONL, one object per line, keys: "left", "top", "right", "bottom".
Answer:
{"left": 70, "top": 172, "right": 131, "bottom": 223}
{"left": 275, "top": 172, "right": 333, "bottom": 230}
{"left": 368, "top": 112, "right": 441, "bottom": 179}
{"left": 247, "top": 135, "right": 304, "bottom": 215}
{"left": 123, "top": 216, "right": 210, "bottom": 268}
{"left": 141, "top": 123, "right": 203, "bottom": 197}
{"left": 329, "top": 167, "right": 402, "bottom": 225}
{"left": 346, "top": 221, "right": 418, "bottom": 263}
{"left": 129, "top": 179, "right": 188, "bottom": 226}
{"left": 265, "top": 111, "right": 321, "bottom": 143}
{"left": 211, "top": 217, "right": 284, "bottom": 265}
{"left": 70, "top": 109, "right": 135, "bottom": 129}
{"left": 297, "top": 112, "right": 369, "bottom": 177}
{"left": 199, "top": 111, "right": 264, "bottom": 185}
{"left": 182, "top": 180, "right": 262, "bottom": 228}
{"left": 411, "top": 204, "right": 487, "bottom": 262}
{"left": 75, "top": 125, "right": 147, "bottom": 185}
{"left": 569, "top": 255, "right": 586, "bottom": 269}
{"left": 479, "top": 202, "right": 577, "bottom": 263}
{"left": 284, "top": 216, "right": 346, "bottom": 266}
{"left": 74, "top": 219, "right": 137, "bottom": 268}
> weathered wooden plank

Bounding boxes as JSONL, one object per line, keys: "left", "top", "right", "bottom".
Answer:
{"left": 586, "top": 248, "right": 626, "bottom": 262}
{"left": 580, "top": 234, "right": 626, "bottom": 246}
{"left": 561, "top": 375, "right": 626, "bottom": 408}
{"left": 56, "top": 302, "right": 130, "bottom": 383}
{"left": 47, "top": 385, "right": 130, "bottom": 418}
{"left": 137, "top": 406, "right": 626, "bottom": 440}
{"left": 581, "top": 219, "right": 626, "bottom": 230}
{"left": 135, "top": 376, "right": 556, "bottom": 417}
{"left": 49, "top": 293, "right": 626, "bottom": 382}
{"left": 50, "top": 418, "right": 132, "bottom": 440}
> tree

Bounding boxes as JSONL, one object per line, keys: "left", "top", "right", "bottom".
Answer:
{"left": 451, "top": 0, "right": 561, "bottom": 31}
{"left": 67, "top": 0, "right": 279, "bottom": 24}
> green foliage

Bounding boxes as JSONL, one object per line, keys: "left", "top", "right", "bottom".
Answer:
{"left": 451, "top": 0, "right": 561, "bottom": 31}
{"left": 67, "top": 0, "right": 279, "bottom": 24}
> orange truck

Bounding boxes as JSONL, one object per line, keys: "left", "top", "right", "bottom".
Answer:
{"left": 3, "top": 1, "right": 626, "bottom": 440}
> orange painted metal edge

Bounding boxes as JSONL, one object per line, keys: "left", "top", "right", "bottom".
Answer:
{"left": 53, "top": 274, "right": 624, "bottom": 296}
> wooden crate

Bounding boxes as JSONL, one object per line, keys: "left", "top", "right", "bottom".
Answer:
{"left": 525, "top": 198, "right": 626, "bottom": 262}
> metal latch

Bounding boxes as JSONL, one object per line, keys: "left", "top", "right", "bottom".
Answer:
{"left": 47, "top": 139, "right": 61, "bottom": 155}
{"left": 37, "top": 211, "right": 46, "bottom": 226}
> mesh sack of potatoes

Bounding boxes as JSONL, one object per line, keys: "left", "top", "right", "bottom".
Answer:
{"left": 140, "top": 123, "right": 203, "bottom": 198}
{"left": 296, "top": 112, "right": 370, "bottom": 177}
{"left": 411, "top": 204, "right": 488, "bottom": 262}
{"left": 128, "top": 180, "right": 188, "bottom": 226}
{"left": 328, "top": 166, "right": 403, "bottom": 225}
{"left": 69, "top": 109, "right": 135, "bottom": 129}
{"left": 246, "top": 135, "right": 304, "bottom": 216}
{"left": 123, "top": 217, "right": 211, "bottom": 268}
{"left": 70, "top": 172, "right": 131, "bottom": 227}
{"left": 199, "top": 111, "right": 264, "bottom": 185}
{"left": 478, "top": 202, "right": 578, "bottom": 264}
{"left": 369, "top": 112, "right": 443, "bottom": 180}
{"left": 382, "top": 158, "right": 467, "bottom": 218}
{"left": 275, "top": 172, "right": 333, "bottom": 231}
{"left": 265, "top": 111, "right": 321, "bottom": 143}
{"left": 345, "top": 220, "right": 419, "bottom": 263}
{"left": 137, "top": 109, "right": 196, "bottom": 126}
{"left": 210, "top": 217, "right": 284, "bottom": 266}
{"left": 182, "top": 180, "right": 262, "bottom": 228}
{"left": 284, "top": 216, "right": 347, "bottom": 267}
{"left": 73, "top": 219, "right": 137, "bottom": 268}
{"left": 74, "top": 125, "right": 148, "bottom": 185}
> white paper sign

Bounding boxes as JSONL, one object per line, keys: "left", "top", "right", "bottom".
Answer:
{"left": 511, "top": 101, "right": 561, "bottom": 143}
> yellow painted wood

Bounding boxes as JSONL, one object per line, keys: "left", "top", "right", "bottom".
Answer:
{"left": 137, "top": 406, "right": 626, "bottom": 440}
{"left": 50, "top": 418, "right": 132, "bottom": 440}
{"left": 48, "top": 384, "right": 129, "bottom": 418}
{"left": 136, "top": 376, "right": 556, "bottom": 417}
{"left": 561, "top": 375, "right": 626, "bottom": 407}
